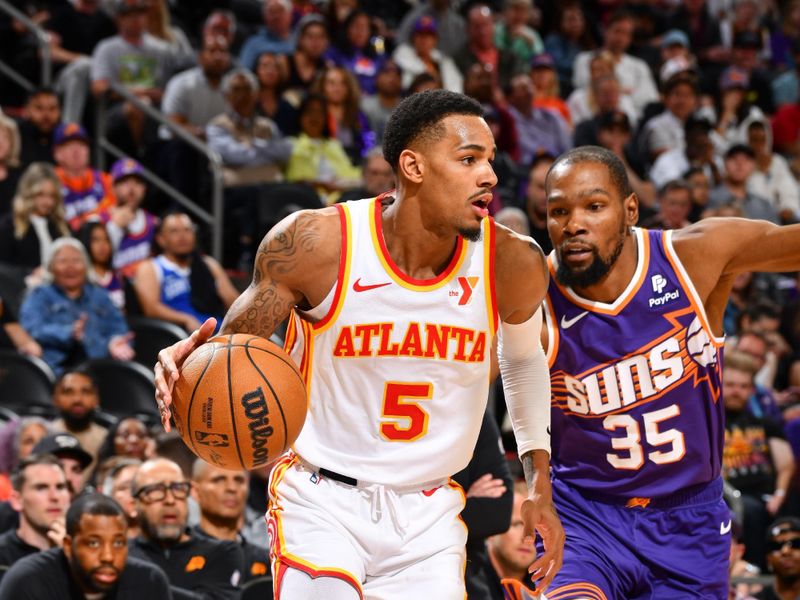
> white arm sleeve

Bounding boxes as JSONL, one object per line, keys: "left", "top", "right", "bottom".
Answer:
{"left": 497, "top": 307, "right": 551, "bottom": 458}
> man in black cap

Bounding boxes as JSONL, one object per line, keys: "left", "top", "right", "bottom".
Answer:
{"left": 0, "top": 493, "right": 171, "bottom": 599}
{"left": 754, "top": 517, "right": 800, "bottom": 600}
{"left": 32, "top": 433, "right": 93, "bottom": 498}
{"left": 708, "top": 144, "right": 780, "bottom": 223}
{"left": 0, "top": 455, "right": 70, "bottom": 580}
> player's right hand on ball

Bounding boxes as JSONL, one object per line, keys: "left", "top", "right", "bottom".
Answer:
{"left": 154, "top": 317, "right": 216, "bottom": 431}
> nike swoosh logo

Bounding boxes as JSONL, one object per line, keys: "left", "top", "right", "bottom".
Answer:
{"left": 560, "top": 311, "right": 589, "bottom": 329}
{"left": 720, "top": 520, "right": 732, "bottom": 535}
{"left": 353, "top": 278, "right": 392, "bottom": 292}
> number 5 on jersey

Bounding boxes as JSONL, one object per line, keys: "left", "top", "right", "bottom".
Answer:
{"left": 380, "top": 382, "right": 433, "bottom": 442}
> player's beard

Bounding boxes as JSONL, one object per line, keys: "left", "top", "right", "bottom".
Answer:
{"left": 458, "top": 225, "right": 482, "bottom": 243}
{"left": 555, "top": 224, "right": 627, "bottom": 289}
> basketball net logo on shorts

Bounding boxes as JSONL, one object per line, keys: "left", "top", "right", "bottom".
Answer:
{"left": 241, "top": 387, "right": 275, "bottom": 467}
{"left": 451, "top": 276, "right": 479, "bottom": 306}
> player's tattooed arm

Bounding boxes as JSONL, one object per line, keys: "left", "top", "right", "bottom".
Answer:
{"left": 221, "top": 209, "right": 336, "bottom": 338}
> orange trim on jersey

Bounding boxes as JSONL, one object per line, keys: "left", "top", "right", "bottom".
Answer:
{"left": 548, "top": 582, "right": 609, "bottom": 600}
{"left": 543, "top": 296, "right": 560, "bottom": 369}
{"left": 312, "top": 203, "right": 351, "bottom": 332}
{"left": 483, "top": 217, "right": 499, "bottom": 336}
{"left": 268, "top": 454, "right": 364, "bottom": 599}
{"left": 369, "top": 197, "right": 467, "bottom": 291}
{"left": 299, "top": 319, "right": 314, "bottom": 395}
{"left": 446, "top": 478, "right": 469, "bottom": 600}
{"left": 549, "top": 228, "right": 650, "bottom": 316}
{"left": 662, "top": 230, "right": 724, "bottom": 348}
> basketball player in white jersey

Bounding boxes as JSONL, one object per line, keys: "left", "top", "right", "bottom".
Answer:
{"left": 154, "top": 90, "right": 563, "bottom": 598}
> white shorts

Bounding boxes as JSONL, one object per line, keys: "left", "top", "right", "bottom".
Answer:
{"left": 267, "top": 453, "right": 468, "bottom": 599}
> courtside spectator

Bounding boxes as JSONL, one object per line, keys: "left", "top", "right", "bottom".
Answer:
{"left": 393, "top": 16, "right": 463, "bottom": 93}
{"left": 51, "top": 368, "right": 108, "bottom": 467}
{"left": 567, "top": 50, "right": 638, "bottom": 130}
{"left": 641, "top": 179, "right": 693, "bottom": 230}
{"left": 97, "top": 159, "right": 158, "bottom": 278}
{"left": 523, "top": 153, "right": 555, "bottom": 254}
{"left": 723, "top": 352, "right": 795, "bottom": 568}
{"left": 746, "top": 119, "right": 800, "bottom": 223}
{"left": 20, "top": 238, "right": 134, "bottom": 376}
{"left": 134, "top": 212, "right": 239, "bottom": 333}
{"left": 53, "top": 123, "right": 115, "bottom": 231}
{"left": 239, "top": 0, "right": 295, "bottom": 71}
{"left": 0, "top": 455, "right": 69, "bottom": 577}
{"left": 360, "top": 60, "right": 402, "bottom": 145}
{"left": 254, "top": 51, "right": 298, "bottom": 135}
{"left": 571, "top": 9, "right": 659, "bottom": 117}
{"left": 650, "top": 115, "right": 722, "bottom": 190}
{"left": 0, "top": 162, "right": 70, "bottom": 275}
{"left": 544, "top": 1, "right": 595, "bottom": 98}
{"left": 0, "top": 114, "right": 23, "bottom": 218}
{"left": 285, "top": 14, "right": 330, "bottom": 104}
{"left": 129, "top": 458, "right": 242, "bottom": 599}
{"left": 101, "top": 458, "right": 141, "bottom": 539}
{"left": 454, "top": 4, "right": 525, "bottom": 91}
{"left": 16, "top": 88, "right": 61, "bottom": 166}
{"left": 76, "top": 222, "right": 126, "bottom": 311}
{"left": 506, "top": 74, "right": 570, "bottom": 165}
{"left": 396, "top": 0, "right": 465, "bottom": 57}
{"left": 44, "top": 0, "right": 116, "bottom": 124}
{"left": 495, "top": 0, "right": 542, "bottom": 65}
{"left": 207, "top": 68, "right": 292, "bottom": 187}
{"left": 32, "top": 434, "right": 93, "bottom": 499}
{"left": 463, "top": 62, "right": 519, "bottom": 160}
{"left": 530, "top": 53, "right": 571, "bottom": 125}
{"left": 191, "top": 460, "right": 269, "bottom": 583}
{"left": 338, "top": 147, "right": 395, "bottom": 203}
{"left": 325, "top": 9, "right": 385, "bottom": 95}
{"left": 640, "top": 73, "right": 699, "bottom": 161}
{"left": 0, "top": 493, "right": 171, "bottom": 599}
{"left": 96, "top": 418, "right": 153, "bottom": 467}
{"left": 708, "top": 144, "right": 780, "bottom": 223}
{"left": 714, "top": 66, "right": 765, "bottom": 150}
{"left": 0, "top": 418, "right": 50, "bottom": 499}
{"left": 755, "top": 517, "right": 800, "bottom": 600}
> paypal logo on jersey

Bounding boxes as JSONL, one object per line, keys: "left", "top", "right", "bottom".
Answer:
{"left": 649, "top": 273, "right": 680, "bottom": 308}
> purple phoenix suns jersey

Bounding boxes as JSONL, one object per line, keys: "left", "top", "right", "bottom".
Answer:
{"left": 544, "top": 228, "right": 725, "bottom": 500}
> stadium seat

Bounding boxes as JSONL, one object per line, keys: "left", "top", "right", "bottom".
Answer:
{"left": 127, "top": 316, "right": 188, "bottom": 369}
{"left": 79, "top": 359, "right": 158, "bottom": 425}
{"left": 0, "top": 263, "right": 29, "bottom": 316}
{"left": 0, "top": 406, "right": 18, "bottom": 423}
{"left": 241, "top": 576, "right": 274, "bottom": 600}
{"left": 0, "top": 350, "right": 56, "bottom": 418}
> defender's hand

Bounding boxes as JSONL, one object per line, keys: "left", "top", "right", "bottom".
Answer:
{"left": 521, "top": 493, "right": 565, "bottom": 596}
{"left": 154, "top": 317, "right": 216, "bottom": 431}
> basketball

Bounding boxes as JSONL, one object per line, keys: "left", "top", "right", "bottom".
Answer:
{"left": 171, "top": 334, "right": 307, "bottom": 470}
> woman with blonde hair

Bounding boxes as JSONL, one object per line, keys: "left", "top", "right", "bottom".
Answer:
{"left": 567, "top": 50, "right": 638, "bottom": 126}
{"left": 146, "top": 0, "right": 192, "bottom": 55}
{"left": 0, "top": 162, "right": 70, "bottom": 272}
{"left": 0, "top": 113, "right": 22, "bottom": 216}
{"left": 311, "top": 65, "right": 375, "bottom": 164}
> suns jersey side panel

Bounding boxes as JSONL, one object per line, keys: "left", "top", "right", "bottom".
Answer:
{"left": 287, "top": 197, "right": 498, "bottom": 486}
{"left": 544, "top": 228, "right": 725, "bottom": 499}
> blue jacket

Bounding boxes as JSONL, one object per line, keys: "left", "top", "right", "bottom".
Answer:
{"left": 20, "top": 283, "right": 129, "bottom": 375}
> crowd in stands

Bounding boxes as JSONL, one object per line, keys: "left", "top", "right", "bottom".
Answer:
{"left": 0, "top": 0, "right": 797, "bottom": 597}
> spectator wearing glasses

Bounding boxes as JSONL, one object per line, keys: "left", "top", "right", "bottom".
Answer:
{"left": 128, "top": 458, "right": 243, "bottom": 599}
{"left": 0, "top": 493, "right": 171, "bottom": 599}
{"left": 755, "top": 517, "right": 800, "bottom": 600}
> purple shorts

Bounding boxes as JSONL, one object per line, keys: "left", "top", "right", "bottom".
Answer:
{"left": 543, "top": 477, "right": 730, "bottom": 600}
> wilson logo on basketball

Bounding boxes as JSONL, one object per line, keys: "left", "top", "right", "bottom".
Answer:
{"left": 241, "top": 387, "right": 275, "bottom": 467}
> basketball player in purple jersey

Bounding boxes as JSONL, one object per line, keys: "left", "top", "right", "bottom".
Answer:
{"left": 536, "top": 146, "right": 800, "bottom": 599}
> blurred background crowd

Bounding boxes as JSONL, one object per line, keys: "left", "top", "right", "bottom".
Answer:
{"left": 0, "top": 0, "right": 797, "bottom": 598}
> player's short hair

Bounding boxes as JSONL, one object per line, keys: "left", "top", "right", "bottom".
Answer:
{"left": 11, "top": 453, "right": 64, "bottom": 491}
{"left": 546, "top": 145, "right": 633, "bottom": 199}
{"left": 66, "top": 493, "right": 126, "bottom": 536}
{"left": 382, "top": 90, "right": 484, "bottom": 173}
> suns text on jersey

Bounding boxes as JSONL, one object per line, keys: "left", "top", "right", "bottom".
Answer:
{"left": 332, "top": 322, "right": 487, "bottom": 363}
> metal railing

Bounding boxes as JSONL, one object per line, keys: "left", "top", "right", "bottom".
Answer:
{"left": 95, "top": 83, "right": 225, "bottom": 261}
{"left": 0, "top": 0, "right": 51, "bottom": 92}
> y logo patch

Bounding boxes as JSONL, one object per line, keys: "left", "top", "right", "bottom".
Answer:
{"left": 457, "top": 277, "right": 479, "bottom": 306}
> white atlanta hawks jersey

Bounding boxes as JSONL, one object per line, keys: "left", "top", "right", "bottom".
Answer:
{"left": 285, "top": 196, "right": 498, "bottom": 486}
